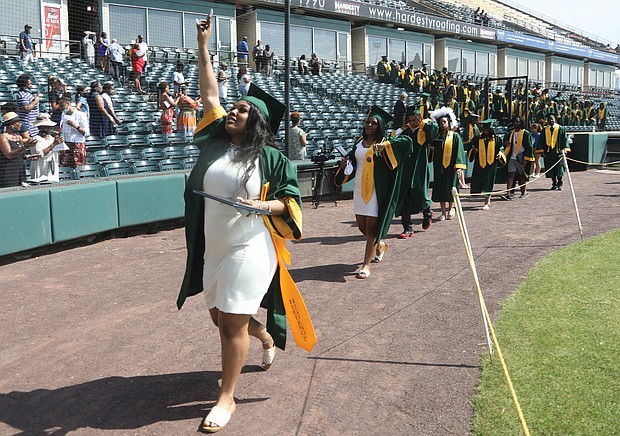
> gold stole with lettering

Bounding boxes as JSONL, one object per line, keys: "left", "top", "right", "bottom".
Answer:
{"left": 418, "top": 120, "right": 428, "bottom": 145}
{"left": 361, "top": 145, "right": 375, "bottom": 203}
{"left": 260, "top": 183, "right": 316, "bottom": 352}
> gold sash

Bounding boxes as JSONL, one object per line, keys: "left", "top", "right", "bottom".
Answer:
{"left": 479, "top": 138, "right": 495, "bottom": 169}
{"left": 509, "top": 130, "right": 524, "bottom": 156}
{"left": 442, "top": 131, "right": 453, "bottom": 169}
{"left": 361, "top": 145, "right": 375, "bottom": 203}
{"left": 417, "top": 120, "right": 428, "bottom": 145}
{"left": 261, "top": 183, "right": 316, "bottom": 353}
{"left": 545, "top": 126, "right": 560, "bottom": 149}
{"left": 597, "top": 108, "right": 605, "bottom": 119}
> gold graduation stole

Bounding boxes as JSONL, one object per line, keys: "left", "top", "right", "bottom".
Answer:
{"left": 442, "top": 131, "right": 454, "bottom": 169}
{"left": 418, "top": 120, "right": 428, "bottom": 145}
{"left": 597, "top": 108, "right": 606, "bottom": 119}
{"left": 479, "top": 137, "right": 495, "bottom": 168}
{"left": 463, "top": 87, "right": 470, "bottom": 99}
{"left": 545, "top": 126, "right": 560, "bottom": 149}
{"left": 586, "top": 108, "right": 594, "bottom": 119}
{"left": 361, "top": 145, "right": 375, "bottom": 203}
{"left": 463, "top": 98, "right": 471, "bottom": 117}
{"left": 419, "top": 101, "right": 426, "bottom": 118}
{"left": 260, "top": 184, "right": 316, "bottom": 353}
{"left": 509, "top": 129, "right": 524, "bottom": 156}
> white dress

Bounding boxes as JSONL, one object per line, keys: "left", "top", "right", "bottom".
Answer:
{"left": 29, "top": 135, "right": 59, "bottom": 183}
{"left": 202, "top": 146, "right": 277, "bottom": 314}
{"left": 353, "top": 141, "right": 379, "bottom": 217}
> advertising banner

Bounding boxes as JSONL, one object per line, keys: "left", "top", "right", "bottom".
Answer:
{"left": 496, "top": 29, "right": 619, "bottom": 64}
{"left": 258, "top": 0, "right": 496, "bottom": 40}
{"left": 40, "top": 2, "right": 62, "bottom": 57}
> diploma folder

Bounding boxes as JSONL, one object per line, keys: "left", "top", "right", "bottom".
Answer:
{"left": 193, "top": 189, "right": 272, "bottom": 215}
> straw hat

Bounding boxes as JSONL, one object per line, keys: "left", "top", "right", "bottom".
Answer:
{"left": 32, "top": 113, "right": 57, "bottom": 127}
{"left": 1, "top": 112, "right": 20, "bottom": 126}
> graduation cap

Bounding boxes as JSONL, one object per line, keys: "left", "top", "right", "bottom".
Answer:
{"left": 244, "top": 83, "right": 286, "bottom": 134}
{"left": 366, "top": 105, "right": 394, "bottom": 126}
{"left": 420, "top": 92, "right": 430, "bottom": 99}
{"left": 479, "top": 119, "right": 495, "bottom": 128}
{"left": 405, "top": 105, "right": 418, "bottom": 117}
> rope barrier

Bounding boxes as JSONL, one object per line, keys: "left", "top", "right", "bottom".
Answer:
{"left": 452, "top": 187, "right": 531, "bottom": 436}
{"left": 565, "top": 156, "right": 620, "bottom": 166}
{"left": 455, "top": 157, "right": 564, "bottom": 197}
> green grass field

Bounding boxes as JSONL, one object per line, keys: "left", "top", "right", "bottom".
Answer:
{"left": 473, "top": 228, "right": 620, "bottom": 435}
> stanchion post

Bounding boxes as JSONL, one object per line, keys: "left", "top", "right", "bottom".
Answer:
{"left": 562, "top": 151, "right": 584, "bottom": 241}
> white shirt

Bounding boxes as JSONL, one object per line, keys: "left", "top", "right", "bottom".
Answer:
{"left": 61, "top": 110, "right": 89, "bottom": 142}
{"left": 173, "top": 71, "right": 185, "bottom": 93}
{"left": 138, "top": 42, "right": 148, "bottom": 62}
{"left": 102, "top": 93, "right": 114, "bottom": 112}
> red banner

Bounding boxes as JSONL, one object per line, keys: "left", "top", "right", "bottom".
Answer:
{"left": 43, "top": 5, "right": 61, "bottom": 51}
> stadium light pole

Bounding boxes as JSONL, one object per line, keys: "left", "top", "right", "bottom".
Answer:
{"left": 284, "top": 0, "right": 290, "bottom": 157}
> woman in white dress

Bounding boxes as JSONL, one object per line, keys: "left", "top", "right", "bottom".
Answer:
{"left": 334, "top": 106, "right": 412, "bottom": 279}
{"left": 178, "top": 17, "right": 306, "bottom": 433}
{"left": 216, "top": 62, "right": 230, "bottom": 103}
{"left": 29, "top": 114, "right": 63, "bottom": 182}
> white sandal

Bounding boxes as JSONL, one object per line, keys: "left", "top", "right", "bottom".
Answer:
{"left": 262, "top": 339, "right": 276, "bottom": 371}
{"left": 200, "top": 406, "right": 232, "bottom": 433}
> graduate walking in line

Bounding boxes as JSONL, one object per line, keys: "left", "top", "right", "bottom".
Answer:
{"left": 499, "top": 115, "right": 534, "bottom": 200}
{"left": 536, "top": 114, "right": 570, "bottom": 190}
{"left": 469, "top": 119, "right": 501, "bottom": 210}
{"left": 334, "top": 106, "right": 412, "bottom": 279}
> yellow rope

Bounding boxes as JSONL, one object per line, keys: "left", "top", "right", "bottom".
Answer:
{"left": 565, "top": 156, "right": 620, "bottom": 166}
{"left": 456, "top": 157, "right": 564, "bottom": 197}
{"left": 453, "top": 193, "right": 531, "bottom": 436}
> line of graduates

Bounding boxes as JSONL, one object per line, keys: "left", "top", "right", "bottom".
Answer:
{"left": 332, "top": 100, "right": 570, "bottom": 280}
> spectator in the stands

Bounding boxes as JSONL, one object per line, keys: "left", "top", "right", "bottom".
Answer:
{"left": 136, "top": 34, "right": 148, "bottom": 73}
{"left": 0, "top": 112, "right": 30, "bottom": 188}
{"left": 596, "top": 102, "right": 607, "bottom": 131}
{"left": 173, "top": 63, "right": 188, "bottom": 96}
{"left": 236, "top": 36, "right": 249, "bottom": 66}
{"left": 107, "top": 38, "right": 125, "bottom": 82}
{"left": 263, "top": 45, "right": 275, "bottom": 77}
{"left": 48, "top": 78, "right": 65, "bottom": 124}
{"left": 176, "top": 86, "right": 201, "bottom": 135}
{"left": 15, "top": 74, "right": 40, "bottom": 137}
{"left": 75, "top": 85, "right": 90, "bottom": 120}
{"left": 130, "top": 43, "right": 146, "bottom": 94}
{"left": 102, "top": 82, "right": 122, "bottom": 126}
{"left": 97, "top": 32, "right": 109, "bottom": 71}
{"left": 83, "top": 31, "right": 95, "bottom": 65}
{"left": 29, "top": 114, "right": 63, "bottom": 182}
{"left": 237, "top": 65, "right": 252, "bottom": 97}
{"left": 298, "top": 55, "right": 309, "bottom": 75}
{"left": 1, "top": 103, "right": 29, "bottom": 139}
{"left": 19, "top": 24, "right": 35, "bottom": 63}
{"left": 59, "top": 95, "right": 88, "bottom": 168}
{"left": 217, "top": 62, "right": 231, "bottom": 103}
{"left": 252, "top": 40, "right": 264, "bottom": 72}
{"left": 393, "top": 92, "right": 407, "bottom": 130}
{"left": 158, "top": 82, "right": 178, "bottom": 135}
{"left": 87, "top": 81, "right": 115, "bottom": 138}
{"left": 310, "top": 53, "right": 322, "bottom": 76}
{"left": 288, "top": 111, "right": 307, "bottom": 160}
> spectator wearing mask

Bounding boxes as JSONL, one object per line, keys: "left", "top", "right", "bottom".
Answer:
{"left": 59, "top": 95, "right": 88, "bottom": 167}
{"left": 48, "top": 78, "right": 65, "bottom": 124}
{"left": 29, "top": 114, "right": 64, "bottom": 182}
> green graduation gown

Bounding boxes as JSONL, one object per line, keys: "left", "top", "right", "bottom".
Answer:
{"left": 500, "top": 128, "right": 535, "bottom": 177}
{"left": 536, "top": 124, "right": 569, "bottom": 179}
{"left": 177, "top": 107, "right": 303, "bottom": 350}
{"left": 469, "top": 134, "right": 502, "bottom": 197}
{"left": 395, "top": 120, "right": 437, "bottom": 216}
{"left": 334, "top": 135, "right": 413, "bottom": 244}
{"left": 430, "top": 129, "right": 467, "bottom": 203}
